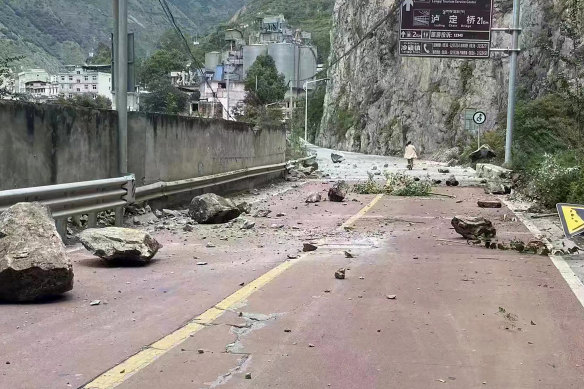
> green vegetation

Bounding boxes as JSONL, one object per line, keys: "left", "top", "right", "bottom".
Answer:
{"left": 87, "top": 43, "right": 112, "bottom": 65}
{"left": 232, "top": 0, "right": 334, "bottom": 63}
{"left": 55, "top": 94, "right": 112, "bottom": 110}
{"left": 239, "top": 54, "right": 287, "bottom": 126}
{"left": 0, "top": 0, "right": 245, "bottom": 71}
{"left": 0, "top": 55, "right": 22, "bottom": 98}
{"left": 244, "top": 54, "right": 287, "bottom": 105}
{"left": 353, "top": 173, "right": 431, "bottom": 197}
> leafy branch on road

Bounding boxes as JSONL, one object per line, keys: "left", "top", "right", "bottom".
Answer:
{"left": 353, "top": 173, "right": 431, "bottom": 197}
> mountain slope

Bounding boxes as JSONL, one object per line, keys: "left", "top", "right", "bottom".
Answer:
{"left": 0, "top": 0, "right": 246, "bottom": 71}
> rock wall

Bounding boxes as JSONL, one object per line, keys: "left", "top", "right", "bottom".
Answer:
{"left": 319, "top": 0, "right": 583, "bottom": 156}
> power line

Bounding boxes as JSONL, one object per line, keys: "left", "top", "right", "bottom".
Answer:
{"left": 156, "top": 0, "right": 237, "bottom": 120}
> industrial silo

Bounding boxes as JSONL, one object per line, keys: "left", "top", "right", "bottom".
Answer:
{"left": 268, "top": 43, "right": 298, "bottom": 87}
{"left": 243, "top": 45, "right": 268, "bottom": 78}
{"left": 299, "top": 46, "right": 318, "bottom": 89}
{"left": 205, "top": 52, "right": 222, "bottom": 72}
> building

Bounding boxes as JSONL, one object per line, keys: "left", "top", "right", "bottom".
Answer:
{"left": 57, "top": 65, "right": 112, "bottom": 101}
{"left": 194, "top": 16, "right": 318, "bottom": 120}
{"left": 14, "top": 69, "right": 59, "bottom": 100}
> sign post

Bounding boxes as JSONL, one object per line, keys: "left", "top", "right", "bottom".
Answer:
{"left": 399, "top": 0, "right": 494, "bottom": 58}
{"left": 473, "top": 111, "right": 486, "bottom": 148}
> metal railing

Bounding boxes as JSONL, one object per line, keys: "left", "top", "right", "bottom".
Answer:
{"left": 0, "top": 155, "right": 315, "bottom": 235}
{"left": 0, "top": 175, "right": 136, "bottom": 235}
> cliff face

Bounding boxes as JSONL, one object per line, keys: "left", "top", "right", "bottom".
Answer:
{"left": 319, "top": 0, "right": 583, "bottom": 156}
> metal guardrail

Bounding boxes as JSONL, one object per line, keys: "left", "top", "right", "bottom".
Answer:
{"left": 0, "top": 155, "right": 315, "bottom": 235}
{"left": 0, "top": 175, "right": 136, "bottom": 235}
{"left": 135, "top": 159, "right": 308, "bottom": 203}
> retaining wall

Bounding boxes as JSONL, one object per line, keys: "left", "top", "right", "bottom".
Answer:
{"left": 0, "top": 101, "right": 286, "bottom": 190}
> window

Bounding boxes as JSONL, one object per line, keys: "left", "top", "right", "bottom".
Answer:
{"left": 93, "top": 76, "right": 97, "bottom": 81}
{"left": 84, "top": 76, "right": 88, "bottom": 81}
{"left": 61, "top": 76, "right": 65, "bottom": 81}
{"left": 69, "top": 94, "right": 73, "bottom": 98}
{"left": 69, "top": 85, "right": 72, "bottom": 90}
{"left": 84, "top": 85, "right": 88, "bottom": 89}
{"left": 77, "top": 88, "right": 81, "bottom": 92}
{"left": 77, "top": 79, "right": 81, "bottom": 83}
{"left": 76, "top": 71, "right": 80, "bottom": 74}
{"left": 93, "top": 85, "right": 97, "bottom": 90}
{"left": 69, "top": 76, "right": 73, "bottom": 81}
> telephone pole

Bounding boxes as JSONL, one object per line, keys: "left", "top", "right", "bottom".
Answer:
{"left": 114, "top": 0, "right": 128, "bottom": 175}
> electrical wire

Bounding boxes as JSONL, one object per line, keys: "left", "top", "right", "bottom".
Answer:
{"left": 157, "top": 0, "right": 237, "bottom": 120}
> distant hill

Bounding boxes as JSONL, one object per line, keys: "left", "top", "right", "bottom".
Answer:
{"left": 0, "top": 0, "right": 246, "bottom": 72}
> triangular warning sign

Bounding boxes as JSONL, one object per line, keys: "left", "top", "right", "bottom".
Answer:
{"left": 557, "top": 203, "right": 584, "bottom": 239}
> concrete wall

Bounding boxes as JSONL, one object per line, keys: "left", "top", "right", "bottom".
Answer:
{"left": 0, "top": 101, "right": 286, "bottom": 190}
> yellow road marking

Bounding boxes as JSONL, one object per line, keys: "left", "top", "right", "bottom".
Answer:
{"left": 83, "top": 194, "right": 384, "bottom": 389}
{"left": 339, "top": 194, "right": 384, "bottom": 230}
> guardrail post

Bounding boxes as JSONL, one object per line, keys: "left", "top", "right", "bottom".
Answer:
{"left": 114, "top": 207, "right": 124, "bottom": 227}
{"left": 88, "top": 212, "right": 97, "bottom": 228}
{"left": 55, "top": 219, "right": 67, "bottom": 240}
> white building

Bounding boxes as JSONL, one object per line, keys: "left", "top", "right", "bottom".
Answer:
{"left": 14, "top": 69, "right": 59, "bottom": 100}
{"left": 197, "top": 78, "right": 246, "bottom": 120}
{"left": 57, "top": 66, "right": 112, "bottom": 101}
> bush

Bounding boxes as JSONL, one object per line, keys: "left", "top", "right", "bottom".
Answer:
{"left": 353, "top": 173, "right": 431, "bottom": 197}
{"left": 528, "top": 153, "right": 581, "bottom": 207}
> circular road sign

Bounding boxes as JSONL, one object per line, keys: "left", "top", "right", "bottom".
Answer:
{"left": 473, "top": 111, "right": 486, "bottom": 125}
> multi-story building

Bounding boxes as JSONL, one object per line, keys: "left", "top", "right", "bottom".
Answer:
{"left": 14, "top": 69, "right": 59, "bottom": 100}
{"left": 57, "top": 66, "right": 112, "bottom": 101}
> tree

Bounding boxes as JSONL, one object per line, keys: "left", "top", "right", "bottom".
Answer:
{"left": 140, "top": 78, "right": 188, "bottom": 115}
{"left": 0, "top": 56, "right": 22, "bottom": 98}
{"left": 244, "top": 54, "right": 287, "bottom": 105}
{"left": 87, "top": 42, "right": 112, "bottom": 65}
{"left": 55, "top": 94, "right": 112, "bottom": 110}
{"left": 138, "top": 49, "right": 188, "bottom": 89}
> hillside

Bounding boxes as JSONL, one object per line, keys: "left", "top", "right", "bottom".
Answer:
{"left": 0, "top": 0, "right": 246, "bottom": 71}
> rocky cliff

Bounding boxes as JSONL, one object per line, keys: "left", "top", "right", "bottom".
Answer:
{"left": 318, "top": 0, "right": 583, "bottom": 156}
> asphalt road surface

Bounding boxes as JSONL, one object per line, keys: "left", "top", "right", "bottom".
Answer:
{"left": 1, "top": 148, "right": 583, "bottom": 389}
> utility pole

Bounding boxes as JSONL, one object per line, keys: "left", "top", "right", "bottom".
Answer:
{"left": 504, "top": 0, "right": 521, "bottom": 166}
{"left": 226, "top": 63, "right": 230, "bottom": 120}
{"left": 115, "top": 0, "right": 128, "bottom": 175}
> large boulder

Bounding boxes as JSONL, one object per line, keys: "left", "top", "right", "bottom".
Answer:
{"left": 189, "top": 193, "right": 241, "bottom": 224}
{"left": 328, "top": 181, "right": 350, "bottom": 202}
{"left": 451, "top": 216, "right": 497, "bottom": 240}
{"left": 470, "top": 145, "right": 496, "bottom": 162}
{"left": 0, "top": 203, "right": 73, "bottom": 302}
{"left": 331, "top": 153, "right": 345, "bottom": 163}
{"left": 79, "top": 227, "right": 162, "bottom": 262}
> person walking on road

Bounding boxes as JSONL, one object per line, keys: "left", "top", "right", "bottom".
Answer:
{"left": 404, "top": 141, "right": 418, "bottom": 170}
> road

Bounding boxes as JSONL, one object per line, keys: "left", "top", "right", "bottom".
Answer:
{"left": 1, "top": 147, "right": 584, "bottom": 389}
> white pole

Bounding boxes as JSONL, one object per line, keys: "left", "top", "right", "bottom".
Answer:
{"left": 226, "top": 63, "right": 230, "bottom": 120}
{"left": 304, "top": 82, "right": 308, "bottom": 141}
{"left": 504, "top": 0, "right": 521, "bottom": 166}
{"left": 117, "top": 0, "right": 128, "bottom": 175}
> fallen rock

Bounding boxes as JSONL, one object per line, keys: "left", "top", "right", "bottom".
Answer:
{"left": 331, "top": 153, "right": 345, "bottom": 163}
{"left": 328, "top": 181, "right": 349, "bottom": 202}
{"left": 241, "top": 220, "right": 255, "bottom": 230}
{"left": 478, "top": 200, "right": 502, "bottom": 208}
{"left": 303, "top": 243, "right": 318, "bottom": 252}
{"left": 445, "top": 175, "right": 459, "bottom": 187}
{"left": 438, "top": 168, "right": 450, "bottom": 174}
{"left": 253, "top": 209, "right": 271, "bottom": 218}
{"left": 162, "top": 209, "right": 180, "bottom": 218}
{"left": 484, "top": 181, "right": 512, "bottom": 195}
{"left": 451, "top": 216, "right": 497, "bottom": 240}
{"left": 386, "top": 295, "right": 397, "bottom": 300}
{"left": 79, "top": 227, "right": 162, "bottom": 263}
{"left": 335, "top": 268, "right": 346, "bottom": 279}
{"left": 237, "top": 202, "right": 252, "bottom": 215}
{"left": 344, "top": 251, "right": 354, "bottom": 258}
{"left": 133, "top": 212, "right": 159, "bottom": 226}
{"left": 305, "top": 192, "right": 322, "bottom": 203}
{"left": 470, "top": 145, "right": 496, "bottom": 162}
{"left": 0, "top": 203, "right": 74, "bottom": 302}
{"left": 303, "top": 158, "right": 319, "bottom": 172}
{"left": 90, "top": 300, "right": 101, "bottom": 306}
{"left": 189, "top": 193, "right": 241, "bottom": 224}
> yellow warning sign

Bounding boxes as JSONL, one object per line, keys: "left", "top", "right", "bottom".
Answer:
{"left": 557, "top": 204, "right": 584, "bottom": 239}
